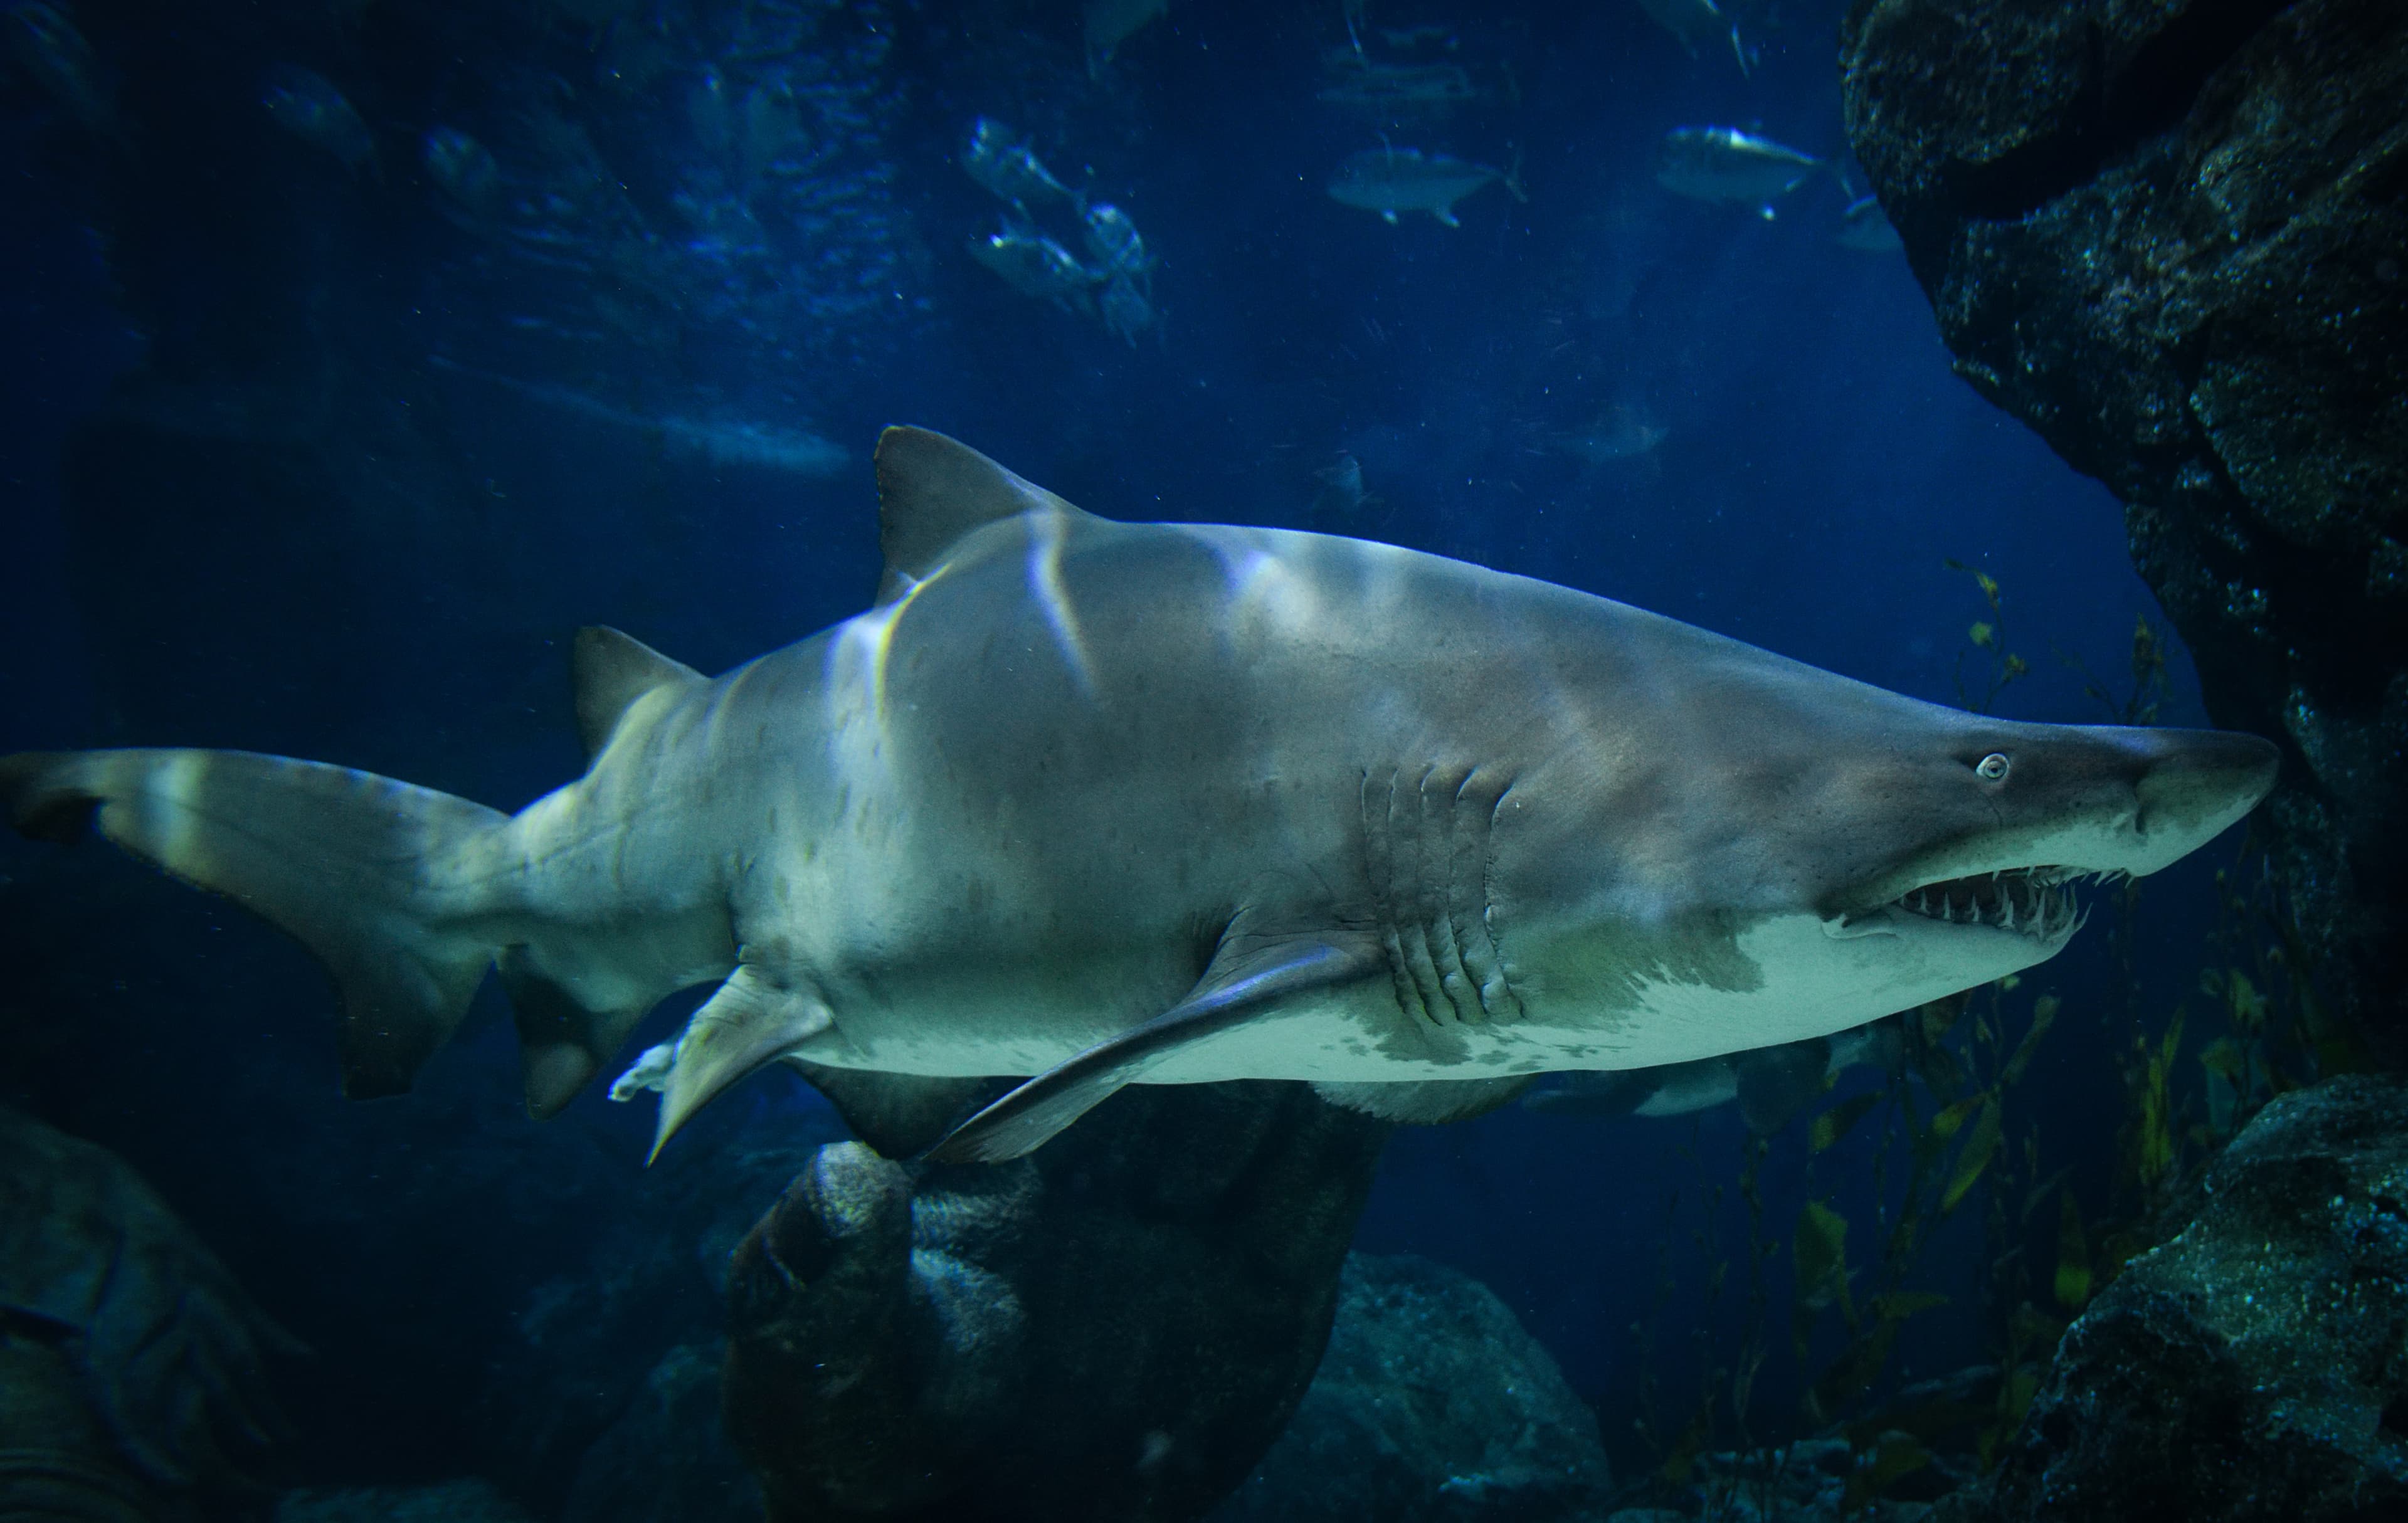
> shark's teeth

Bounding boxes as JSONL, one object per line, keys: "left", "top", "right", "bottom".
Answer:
{"left": 1886, "top": 864, "right": 2094, "bottom": 940}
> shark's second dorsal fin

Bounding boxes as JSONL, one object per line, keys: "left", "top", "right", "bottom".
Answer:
{"left": 573, "top": 626, "right": 704, "bottom": 760}
{"left": 874, "top": 426, "right": 1085, "bottom": 604}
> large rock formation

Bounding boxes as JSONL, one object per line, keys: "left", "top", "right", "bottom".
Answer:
{"left": 1840, "top": 0, "right": 2408, "bottom": 1035}
{"left": 0, "top": 1104, "right": 297, "bottom": 1520}
{"left": 722, "top": 1082, "right": 1392, "bottom": 1523}
{"left": 1943, "top": 1075, "right": 2408, "bottom": 1520}
{"left": 1210, "top": 1253, "right": 1613, "bottom": 1523}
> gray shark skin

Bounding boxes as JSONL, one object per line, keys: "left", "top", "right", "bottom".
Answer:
{"left": 0, "top": 428, "right": 2278, "bottom": 1166}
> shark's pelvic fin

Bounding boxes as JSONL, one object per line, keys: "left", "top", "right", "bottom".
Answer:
{"left": 650, "top": 966, "right": 835, "bottom": 1162}
{"left": 873, "top": 426, "right": 1096, "bottom": 604}
{"left": 1312, "top": 1075, "right": 1535, "bottom": 1124}
{"left": 0, "top": 748, "right": 507, "bottom": 1100}
{"left": 923, "top": 933, "right": 1384, "bottom": 1164}
{"left": 571, "top": 626, "right": 703, "bottom": 761}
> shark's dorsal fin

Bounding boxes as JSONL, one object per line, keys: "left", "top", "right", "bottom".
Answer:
{"left": 922, "top": 932, "right": 1384, "bottom": 1164}
{"left": 874, "top": 426, "right": 1087, "bottom": 604}
{"left": 573, "top": 626, "right": 703, "bottom": 761}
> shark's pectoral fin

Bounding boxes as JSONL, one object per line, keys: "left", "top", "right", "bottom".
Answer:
{"left": 571, "top": 626, "right": 704, "bottom": 761}
{"left": 649, "top": 966, "right": 835, "bottom": 1162}
{"left": 1313, "top": 1075, "right": 1534, "bottom": 1124}
{"left": 1432, "top": 204, "right": 1460, "bottom": 228}
{"left": 780, "top": 1061, "right": 1008, "bottom": 1159}
{"left": 924, "top": 934, "right": 1384, "bottom": 1164}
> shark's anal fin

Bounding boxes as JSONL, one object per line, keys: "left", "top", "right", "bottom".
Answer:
{"left": 650, "top": 965, "right": 835, "bottom": 1162}
{"left": 923, "top": 935, "right": 1383, "bottom": 1164}
{"left": 498, "top": 947, "right": 655, "bottom": 1120}
{"left": 572, "top": 627, "right": 704, "bottom": 761}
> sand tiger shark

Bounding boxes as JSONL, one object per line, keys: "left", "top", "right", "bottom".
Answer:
{"left": 1, "top": 428, "right": 2278, "bottom": 1164}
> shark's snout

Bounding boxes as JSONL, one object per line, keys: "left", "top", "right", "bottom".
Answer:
{"left": 2133, "top": 729, "right": 2281, "bottom": 840}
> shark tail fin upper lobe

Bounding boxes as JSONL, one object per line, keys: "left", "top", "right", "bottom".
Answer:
{"left": 3, "top": 747, "right": 509, "bottom": 1102}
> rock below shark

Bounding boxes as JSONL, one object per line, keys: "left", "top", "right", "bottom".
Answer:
{"left": 0, "top": 428, "right": 2278, "bottom": 1164}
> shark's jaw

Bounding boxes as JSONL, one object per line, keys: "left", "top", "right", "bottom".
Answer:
{"left": 1827, "top": 864, "right": 2113, "bottom": 945}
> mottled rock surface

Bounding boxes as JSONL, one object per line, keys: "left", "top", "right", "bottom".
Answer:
{"left": 1211, "top": 1252, "right": 1612, "bottom": 1523}
{"left": 0, "top": 1104, "right": 295, "bottom": 1520}
{"left": 1942, "top": 1075, "right": 2408, "bottom": 1520}
{"left": 724, "top": 1081, "right": 1391, "bottom": 1523}
{"left": 1840, "top": 0, "right": 2408, "bottom": 1035}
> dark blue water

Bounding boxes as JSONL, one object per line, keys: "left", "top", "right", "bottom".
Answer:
{"left": 0, "top": 0, "right": 2255, "bottom": 1510}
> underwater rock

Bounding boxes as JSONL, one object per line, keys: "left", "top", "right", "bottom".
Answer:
{"left": 470, "top": 1117, "right": 842, "bottom": 1517}
{"left": 723, "top": 1081, "right": 1390, "bottom": 1522}
{"left": 0, "top": 1103, "right": 295, "bottom": 1517}
{"left": 560, "top": 1342, "right": 762, "bottom": 1523}
{"left": 1839, "top": 0, "right": 2408, "bottom": 1036}
{"left": 277, "top": 1478, "right": 540, "bottom": 1522}
{"left": 1947, "top": 1074, "right": 2408, "bottom": 1520}
{"left": 1210, "top": 1252, "right": 1613, "bottom": 1523}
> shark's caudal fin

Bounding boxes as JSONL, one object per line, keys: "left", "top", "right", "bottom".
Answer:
{"left": 1, "top": 748, "right": 509, "bottom": 1100}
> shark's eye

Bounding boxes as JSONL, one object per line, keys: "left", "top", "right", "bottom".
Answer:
{"left": 1976, "top": 752, "right": 2011, "bottom": 781}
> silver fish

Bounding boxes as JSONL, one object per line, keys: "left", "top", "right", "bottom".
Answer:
{"left": 1634, "top": 0, "right": 1751, "bottom": 74}
{"left": 1548, "top": 406, "right": 1667, "bottom": 465}
{"left": 1084, "top": 0, "right": 1167, "bottom": 73}
{"left": 1317, "top": 59, "right": 1477, "bottom": 113}
{"left": 1327, "top": 146, "right": 1504, "bottom": 228}
{"left": 260, "top": 64, "right": 375, "bottom": 173}
{"left": 1656, "top": 126, "right": 1825, "bottom": 218}
{"left": 1837, "top": 194, "right": 1906, "bottom": 253}
{"left": 969, "top": 224, "right": 1098, "bottom": 309}
{"left": 5, "top": 1, "right": 113, "bottom": 135}
{"left": 423, "top": 126, "right": 503, "bottom": 219}
{"left": 1098, "top": 273, "right": 1156, "bottom": 347}
{"left": 963, "top": 117, "right": 1080, "bottom": 212}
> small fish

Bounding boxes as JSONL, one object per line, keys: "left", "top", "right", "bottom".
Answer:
{"left": 5, "top": 1, "right": 114, "bottom": 135}
{"left": 1082, "top": 203, "right": 1153, "bottom": 287}
{"left": 261, "top": 64, "right": 376, "bottom": 173}
{"left": 969, "top": 223, "right": 1099, "bottom": 310}
{"left": 1634, "top": 0, "right": 1751, "bottom": 74}
{"left": 1085, "top": 0, "right": 1168, "bottom": 73}
{"left": 1327, "top": 146, "right": 1505, "bottom": 228}
{"left": 423, "top": 126, "right": 503, "bottom": 219}
{"left": 1316, "top": 60, "right": 1477, "bottom": 113}
{"left": 426, "top": 359, "right": 848, "bottom": 477}
{"left": 963, "top": 117, "right": 1081, "bottom": 213}
{"left": 1550, "top": 406, "right": 1667, "bottom": 465}
{"left": 1310, "top": 451, "right": 1377, "bottom": 523}
{"left": 1098, "top": 273, "right": 1156, "bottom": 347}
{"left": 1837, "top": 194, "right": 1905, "bottom": 253}
{"left": 1523, "top": 1018, "right": 1904, "bottom": 1136}
{"left": 1656, "top": 126, "right": 1826, "bottom": 219}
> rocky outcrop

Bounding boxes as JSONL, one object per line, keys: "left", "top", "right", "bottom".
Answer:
{"left": 1211, "top": 1252, "right": 1612, "bottom": 1523}
{"left": 722, "top": 1082, "right": 1391, "bottom": 1523}
{"left": 1840, "top": 0, "right": 2408, "bottom": 1036}
{"left": 0, "top": 1104, "right": 295, "bottom": 1520}
{"left": 1945, "top": 1075, "right": 2408, "bottom": 1521}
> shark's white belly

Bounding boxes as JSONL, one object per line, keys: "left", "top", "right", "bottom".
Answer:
{"left": 796, "top": 912, "right": 2061, "bottom": 1085}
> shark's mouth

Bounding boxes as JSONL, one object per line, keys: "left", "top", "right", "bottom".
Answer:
{"left": 1883, "top": 866, "right": 2115, "bottom": 939}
